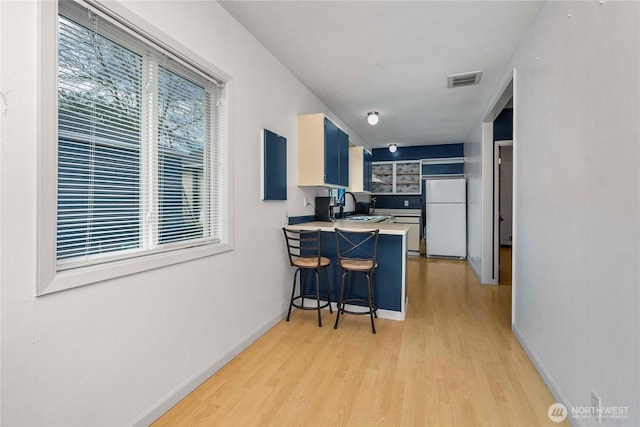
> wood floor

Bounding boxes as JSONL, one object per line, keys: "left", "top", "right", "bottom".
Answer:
{"left": 153, "top": 256, "right": 565, "bottom": 426}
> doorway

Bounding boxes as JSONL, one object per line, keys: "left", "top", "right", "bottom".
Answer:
{"left": 480, "top": 68, "right": 517, "bottom": 325}
{"left": 495, "top": 141, "right": 513, "bottom": 286}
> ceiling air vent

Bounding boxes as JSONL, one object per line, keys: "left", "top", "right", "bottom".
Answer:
{"left": 447, "top": 71, "right": 483, "bottom": 88}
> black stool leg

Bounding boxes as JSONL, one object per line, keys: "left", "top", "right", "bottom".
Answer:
{"left": 323, "top": 267, "right": 333, "bottom": 314}
{"left": 334, "top": 270, "right": 347, "bottom": 329}
{"left": 370, "top": 271, "right": 378, "bottom": 319}
{"left": 341, "top": 271, "right": 351, "bottom": 315}
{"left": 315, "top": 269, "right": 322, "bottom": 327}
{"left": 300, "top": 269, "right": 307, "bottom": 308}
{"left": 286, "top": 268, "right": 299, "bottom": 321}
{"left": 366, "top": 272, "right": 376, "bottom": 334}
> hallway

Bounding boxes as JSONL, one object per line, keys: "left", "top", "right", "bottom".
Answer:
{"left": 154, "top": 257, "right": 563, "bottom": 426}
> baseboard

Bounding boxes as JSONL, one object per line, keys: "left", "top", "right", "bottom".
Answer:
{"left": 468, "top": 258, "right": 482, "bottom": 281}
{"left": 130, "top": 310, "right": 286, "bottom": 427}
{"left": 377, "top": 307, "right": 405, "bottom": 321}
{"left": 512, "top": 324, "right": 583, "bottom": 427}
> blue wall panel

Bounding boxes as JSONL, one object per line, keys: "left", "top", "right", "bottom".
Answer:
{"left": 373, "top": 195, "right": 422, "bottom": 210}
{"left": 263, "top": 129, "right": 287, "bottom": 200}
{"left": 288, "top": 215, "right": 316, "bottom": 225}
{"left": 372, "top": 143, "right": 463, "bottom": 162}
{"left": 372, "top": 143, "right": 464, "bottom": 210}
{"left": 494, "top": 108, "right": 513, "bottom": 141}
{"left": 422, "top": 163, "right": 464, "bottom": 175}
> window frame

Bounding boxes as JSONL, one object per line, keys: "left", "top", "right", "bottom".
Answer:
{"left": 37, "top": 0, "right": 234, "bottom": 295}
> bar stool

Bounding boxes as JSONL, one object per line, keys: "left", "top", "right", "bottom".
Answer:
{"left": 334, "top": 228, "right": 380, "bottom": 334}
{"left": 282, "top": 228, "right": 333, "bottom": 327}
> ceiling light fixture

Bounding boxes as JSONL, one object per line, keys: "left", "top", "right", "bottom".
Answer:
{"left": 388, "top": 144, "right": 397, "bottom": 153}
{"left": 367, "top": 111, "right": 379, "bottom": 125}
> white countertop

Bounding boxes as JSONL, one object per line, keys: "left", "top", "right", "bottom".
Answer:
{"left": 287, "top": 220, "right": 409, "bottom": 236}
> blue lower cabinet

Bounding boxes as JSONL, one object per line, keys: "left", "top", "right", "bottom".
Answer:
{"left": 298, "top": 232, "right": 403, "bottom": 312}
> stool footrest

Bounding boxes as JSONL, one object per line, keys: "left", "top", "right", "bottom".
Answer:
{"left": 291, "top": 294, "right": 331, "bottom": 311}
{"left": 337, "top": 298, "right": 377, "bottom": 316}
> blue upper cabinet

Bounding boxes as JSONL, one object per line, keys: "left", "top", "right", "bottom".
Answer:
{"left": 323, "top": 117, "right": 340, "bottom": 185}
{"left": 298, "top": 113, "right": 349, "bottom": 188}
{"left": 337, "top": 126, "right": 349, "bottom": 187}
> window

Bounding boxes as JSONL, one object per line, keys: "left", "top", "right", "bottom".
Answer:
{"left": 38, "top": 1, "right": 231, "bottom": 294}
{"left": 329, "top": 188, "right": 346, "bottom": 206}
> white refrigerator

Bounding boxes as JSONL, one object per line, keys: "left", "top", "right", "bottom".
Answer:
{"left": 425, "top": 178, "right": 466, "bottom": 259}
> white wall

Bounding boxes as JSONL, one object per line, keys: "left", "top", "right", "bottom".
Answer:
{"left": 0, "top": 1, "right": 3, "bottom": 423}
{"left": 0, "top": 1, "right": 363, "bottom": 425}
{"left": 464, "top": 132, "right": 483, "bottom": 279}
{"left": 468, "top": 1, "right": 639, "bottom": 424}
{"left": 465, "top": 119, "right": 498, "bottom": 284}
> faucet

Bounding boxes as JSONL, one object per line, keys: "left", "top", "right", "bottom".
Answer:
{"left": 339, "top": 191, "right": 358, "bottom": 217}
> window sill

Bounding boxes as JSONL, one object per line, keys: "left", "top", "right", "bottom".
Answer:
{"left": 38, "top": 242, "right": 233, "bottom": 296}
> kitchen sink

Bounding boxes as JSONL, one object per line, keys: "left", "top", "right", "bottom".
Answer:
{"left": 344, "top": 215, "right": 390, "bottom": 222}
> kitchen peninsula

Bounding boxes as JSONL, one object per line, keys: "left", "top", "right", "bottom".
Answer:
{"left": 286, "top": 220, "right": 409, "bottom": 320}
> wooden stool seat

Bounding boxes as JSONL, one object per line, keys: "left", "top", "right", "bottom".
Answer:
{"left": 292, "top": 256, "right": 331, "bottom": 268}
{"left": 338, "top": 259, "right": 377, "bottom": 271}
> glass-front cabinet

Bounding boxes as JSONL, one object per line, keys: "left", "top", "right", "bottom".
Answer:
{"left": 371, "top": 162, "right": 393, "bottom": 193}
{"left": 395, "top": 161, "right": 421, "bottom": 193}
{"left": 372, "top": 161, "right": 421, "bottom": 194}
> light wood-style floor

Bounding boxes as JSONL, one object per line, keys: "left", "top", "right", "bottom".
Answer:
{"left": 154, "top": 256, "right": 565, "bottom": 426}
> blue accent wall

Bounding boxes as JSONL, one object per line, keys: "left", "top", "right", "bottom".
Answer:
{"left": 371, "top": 143, "right": 464, "bottom": 210}
{"left": 422, "top": 163, "right": 464, "bottom": 176}
{"left": 372, "top": 143, "right": 463, "bottom": 162}
{"left": 288, "top": 215, "right": 316, "bottom": 225}
{"left": 494, "top": 108, "right": 513, "bottom": 141}
{"left": 373, "top": 195, "right": 422, "bottom": 210}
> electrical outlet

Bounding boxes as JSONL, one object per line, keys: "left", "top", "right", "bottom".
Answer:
{"left": 303, "top": 197, "right": 308, "bottom": 208}
{"left": 591, "top": 390, "right": 602, "bottom": 424}
{"left": 285, "top": 211, "right": 289, "bottom": 225}
{"left": 404, "top": 200, "right": 409, "bottom": 207}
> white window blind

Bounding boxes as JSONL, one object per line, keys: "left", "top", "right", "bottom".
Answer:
{"left": 57, "top": 1, "right": 225, "bottom": 271}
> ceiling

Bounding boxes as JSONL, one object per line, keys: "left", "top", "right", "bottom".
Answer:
{"left": 219, "top": 1, "right": 541, "bottom": 148}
